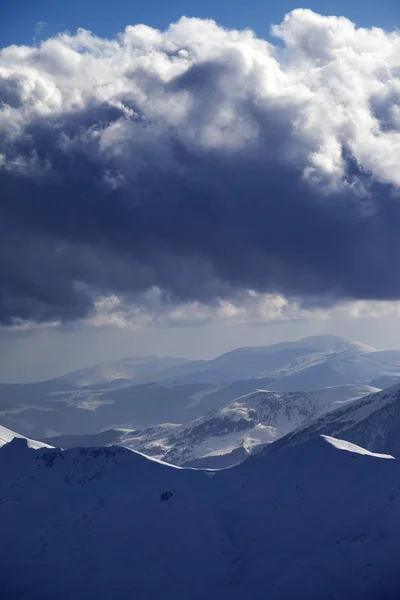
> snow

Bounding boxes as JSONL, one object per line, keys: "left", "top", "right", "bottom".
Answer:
{"left": 126, "top": 448, "right": 186, "bottom": 469}
{"left": 1, "top": 434, "right": 400, "bottom": 599}
{"left": 341, "top": 384, "right": 400, "bottom": 427}
{"left": 0, "top": 424, "right": 52, "bottom": 450}
{"left": 141, "top": 384, "right": 377, "bottom": 467}
{"left": 321, "top": 435, "right": 394, "bottom": 459}
{"left": 43, "top": 383, "right": 378, "bottom": 469}
{"left": 262, "top": 381, "right": 400, "bottom": 459}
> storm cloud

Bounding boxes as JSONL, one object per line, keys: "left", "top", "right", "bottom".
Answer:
{"left": 1, "top": 9, "right": 400, "bottom": 325}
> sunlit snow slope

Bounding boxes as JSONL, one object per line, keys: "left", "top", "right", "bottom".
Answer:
{"left": 0, "top": 424, "right": 52, "bottom": 449}
{"left": 44, "top": 384, "right": 376, "bottom": 468}
{"left": 263, "top": 381, "right": 400, "bottom": 458}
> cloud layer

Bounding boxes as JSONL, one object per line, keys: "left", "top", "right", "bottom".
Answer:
{"left": 1, "top": 9, "right": 400, "bottom": 326}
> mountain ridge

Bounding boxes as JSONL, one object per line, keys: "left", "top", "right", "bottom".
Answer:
{"left": 1, "top": 433, "right": 400, "bottom": 599}
{"left": 43, "top": 384, "right": 378, "bottom": 468}
{"left": 261, "top": 381, "right": 400, "bottom": 458}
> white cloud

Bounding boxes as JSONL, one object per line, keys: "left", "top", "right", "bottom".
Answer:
{"left": 0, "top": 9, "right": 400, "bottom": 187}
{"left": 86, "top": 290, "right": 400, "bottom": 331}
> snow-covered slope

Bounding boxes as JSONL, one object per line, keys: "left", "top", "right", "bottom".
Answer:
{"left": 46, "top": 384, "right": 376, "bottom": 469}
{"left": 155, "top": 335, "right": 376, "bottom": 386}
{"left": 0, "top": 424, "right": 52, "bottom": 450}
{"left": 150, "top": 384, "right": 378, "bottom": 467}
{"left": 263, "top": 382, "right": 400, "bottom": 458}
{"left": 1, "top": 435, "right": 400, "bottom": 599}
{"left": 270, "top": 347, "right": 400, "bottom": 391}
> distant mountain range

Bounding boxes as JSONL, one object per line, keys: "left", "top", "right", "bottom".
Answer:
{"left": 2, "top": 334, "right": 400, "bottom": 458}
{"left": 57, "top": 334, "right": 381, "bottom": 388}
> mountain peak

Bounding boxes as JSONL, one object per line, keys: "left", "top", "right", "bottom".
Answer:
{"left": 295, "top": 335, "right": 374, "bottom": 352}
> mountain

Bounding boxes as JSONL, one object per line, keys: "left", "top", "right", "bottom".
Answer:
{"left": 161, "top": 384, "right": 379, "bottom": 468}
{"left": 270, "top": 347, "right": 400, "bottom": 392}
{"left": 2, "top": 334, "right": 400, "bottom": 440}
{"left": 1, "top": 377, "right": 275, "bottom": 439}
{"left": 153, "top": 334, "right": 375, "bottom": 386}
{"left": 0, "top": 424, "right": 52, "bottom": 450}
{"left": 262, "top": 382, "right": 400, "bottom": 458}
{"left": 1, "top": 434, "right": 400, "bottom": 599}
{"left": 61, "top": 355, "right": 192, "bottom": 388}
{"left": 44, "top": 384, "right": 378, "bottom": 468}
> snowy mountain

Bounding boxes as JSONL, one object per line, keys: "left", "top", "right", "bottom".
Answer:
{"left": 0, "top": 424, "right": 52, "bottom": 450}
{"left": 160, "top": 384, "right": 379, "bottom": 468}
{"left": 1, "top": 434, "right": 400, "bottom": 599}
{"left": 3, "top": 334, "right": 400, "bottom": 440}
{"left": 152, "top": 334, "right": 376, "bottom": 386}
{"left": 270, "top": 347, "right": 400, "bottom": 392}
{"left": 45, "top": 384, "right": 377, "bottom": 468}
{"left": 262, "top": 382, "right": 400, "bottom": 458}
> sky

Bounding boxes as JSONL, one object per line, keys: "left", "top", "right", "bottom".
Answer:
{"left": 1, "top": 0, "right": 400, "bottom": 382}
{"left": 2, "top": 0, "right": 399, "bottom": 48}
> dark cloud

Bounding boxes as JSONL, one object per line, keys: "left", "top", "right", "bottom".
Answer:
{"left": 1, "top": 11, "right": 400, "bottom": 325}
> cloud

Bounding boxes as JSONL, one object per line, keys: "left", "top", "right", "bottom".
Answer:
{"left": 87, "top": 291, "right": 400, "bottom": 330}
{"left": 1, "top": 9, "right": 400, "bottom": 326}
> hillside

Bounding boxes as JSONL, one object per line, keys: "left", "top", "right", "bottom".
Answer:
{"left": 1, "top": 435, "right": 400, "bottom": 599}
{"left": 262, "top": 382, "right": 400, "bottom": 458}
{"left": 163, "top": 384, "right": 379, "bottom": 467}
{"left": 44, "top": 384, "right": 377, "bottom": 468}
{"left": 136, "top": 384, "right": 377, "bottom": 468}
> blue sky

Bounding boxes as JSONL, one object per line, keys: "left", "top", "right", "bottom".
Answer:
{"left": 1, "top": 0, "right": 399, "bottom": 48}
